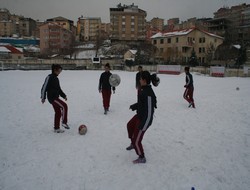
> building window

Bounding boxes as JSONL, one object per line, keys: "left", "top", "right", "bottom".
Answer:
{"left": 153, "top": 40, "right": 157, "bottom": 45}
{"left": 176, "top": 37, "right": 179, "bottom": 43}
{"left": 199, "top": 47, "right": 205, "bottom": 53}
{"left": 199, "top": 37, "right": 205, "bottom": 43}
{"left": 160, "top": 39, "right": 164, "bottom": 44}
{"left": 167, "top": 38, "right": 171, "bottom": 43}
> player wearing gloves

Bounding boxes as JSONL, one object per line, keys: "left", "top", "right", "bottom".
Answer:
{"left": 126, "top": 71, "right": 159, "bottom": 164}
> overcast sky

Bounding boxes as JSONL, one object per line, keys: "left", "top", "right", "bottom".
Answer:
{"left": 1, "top": 0, "right": 247, "bottom": 23}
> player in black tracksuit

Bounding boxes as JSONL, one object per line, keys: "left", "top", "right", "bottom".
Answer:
{"left": 126, "top": 71, "right": 159, "bottom": 164}
{"left": 41, "top": 64, "right": 69, "bottom": 133}
{"left": 183, "top": 66, "right": 195, "bottom": 108}
{"left": 98, "top": 63, "right": 115, "bottom": 114}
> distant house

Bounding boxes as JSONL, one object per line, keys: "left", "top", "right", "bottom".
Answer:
{"left": 151, "top": 27, "right": 224, "bottom": 65}
{"left": 124, "top": 49, "right": 137, "bottom": 61}
{"left": 0, "top": 45, "right": 23, "bottom": 59}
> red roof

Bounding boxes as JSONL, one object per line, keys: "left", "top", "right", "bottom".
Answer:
{"left": 4, "top": 45, "right": 23, "bottom": 54}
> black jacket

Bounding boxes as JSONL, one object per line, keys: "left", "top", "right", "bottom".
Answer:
{"left": 130, "top": 85, "right": 157, "bottom": 131}
{"left": 99, "top": 71, "right": 115, "bottom": 91}
{"left": 41, "top": 73, "right": 66, "bottom": 104}
{"left": 185, "top": 72, "right": 193, "bottom": 88}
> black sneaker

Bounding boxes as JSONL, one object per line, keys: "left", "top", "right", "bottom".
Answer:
{"left": 133, "top": 157, "right": 146, "bottom": 164}
{"left": 126, "top": 144, "right": 134, "bottom": 150}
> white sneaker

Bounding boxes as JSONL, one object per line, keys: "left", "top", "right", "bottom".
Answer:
{"left": 54, "top": 128, "right": 65, "bottom": 133}
{"left": 62, "top": 123, "right": 70, "bottom": 129}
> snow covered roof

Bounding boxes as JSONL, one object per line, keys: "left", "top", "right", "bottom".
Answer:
{"left": 151, "top": 28, "right": 194, "bottom": 39}
{"left": 151, "top": 28, "right": 223, "bottom": 39}
{"left": 0, "top": 46, "right": 11, "bottom": 53}
{"left": 233, "top": 45, "right": 241, "bottom": 49}
{"left": 129, "top": 49, "right": 137, "bottom": 55}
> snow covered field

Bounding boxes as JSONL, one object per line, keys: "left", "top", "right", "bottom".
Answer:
{"left": 0, "top": 70, "right": 250, "bottom": 190}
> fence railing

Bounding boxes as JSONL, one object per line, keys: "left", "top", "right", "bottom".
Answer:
{"left": 0, "top": 59, "right": 250, "bottom": 77}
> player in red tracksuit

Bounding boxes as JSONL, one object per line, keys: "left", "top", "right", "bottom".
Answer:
{"left": 126, "top": 71, "right": 159, "bottom": 164}
{"left": 98, "top": 63, "right": 115, "bottom": 114}
{"left": 41, "top": 64, "right": 69, "bottom": 133}
{"left": 183, "top": 66, "right": 195, "bottom": 108}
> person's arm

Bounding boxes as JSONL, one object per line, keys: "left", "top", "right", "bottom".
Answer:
{"left": 41, "top": 75, "right": 50, "bottom": 103}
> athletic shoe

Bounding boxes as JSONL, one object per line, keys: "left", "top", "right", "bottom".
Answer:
{"left": 192, "top": 103, "right": 195, "bottom": 108}
{"left": 62, "top": 123, "right": 70, "bottom": 129}
{"left": 104, "top": 109, "right": 108, "bottom": 115}
{"left": 54, "top": 128, "right": 65, "bottom": 133}
{"left": 126, "top": 144, "right": 134, "bottom": 150}
{"left": 188, "top": 102, "right": 192, "bottom": 108}
{"left": 133, "top": 157, "right": 146, "bottom": 164}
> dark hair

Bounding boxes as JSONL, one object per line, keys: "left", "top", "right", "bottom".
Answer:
{"left": 51, "top": 64, "right": 62, "bottom": 73}
{"left": 184, "top": 67, "right": 190, "bottom": 72}
{"left": 138, "top": 65, "right": 142, "bottom": 69}
{"left": 105, "top": 63, "right": 110, "bottom": 68}
{"left": 141, "top": 71, "right": 160, "bottom": 87}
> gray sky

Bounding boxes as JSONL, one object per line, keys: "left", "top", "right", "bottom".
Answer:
{"left": 1, "top": 0, "right": 247, "bottom": 24}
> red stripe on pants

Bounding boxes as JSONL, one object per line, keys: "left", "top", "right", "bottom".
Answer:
{"left": 102, "top": 89, "right": 111, "bottom": 109}
{"left": 127, "top": 115, "right": 146, "bottom": 156}
{"left": 52, "top": 98, "right": 68, "bottom": 129}
{"left": 183, "top": 87, "right": 194, "bottom": 103}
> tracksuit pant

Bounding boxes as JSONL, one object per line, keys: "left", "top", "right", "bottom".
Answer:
{"left": 127, "top": 115, "right": 147, "bottom": 157}
{"left": 183, "top": 87, "right": 194, "bottom": 104}
{"left": 52, "top": 98, "right": 68, "bottom": 129}
{"left": 102, "top": 89, "right": 111, "bottom": 110}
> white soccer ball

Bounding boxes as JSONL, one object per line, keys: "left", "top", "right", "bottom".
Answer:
{"left": 109, "top": 74, "right": 121, "bottom": 87}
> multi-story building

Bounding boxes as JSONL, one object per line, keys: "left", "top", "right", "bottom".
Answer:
{"left": 146, "top": 17, "right": 164, "bottom": 41}
{"left": 150, "top": 17, "right": 164, "bottom": 31}
{"left": 77, "top": 17, "right": 101, "bottom": 42}
{"left": 39, "top": 22, "right": 74, "bottom": 55}
{"left": 151, "top": 28, "right": 223, "bottom": 65}
{"left": 18, "top": 17, "right": 36, "bottom": 37}
{"left": 110, "top": 3, "right": 147, "bottom": 43}
{"left": 209, "top": 3, "right": 250, "bottom": 43}
{"left": 46, "top": 16, "right": 74, "bottom": 31}
{"left": 0, "top": 8, "right": 11, "bottom": 21}
{"left": 0, "top": 10, "right": 37, "bottom": 37}
{"left": 0, "top": 21, "right": 16, "bottom": 37}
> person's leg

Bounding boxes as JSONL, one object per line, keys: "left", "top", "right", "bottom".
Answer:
{"left": 54, "top": 99, "right": 68, "bottom": 125}
{"left": 52, "top": 101, "right": 62, "bottom": 130}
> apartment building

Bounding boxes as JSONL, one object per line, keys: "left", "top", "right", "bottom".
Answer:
{"left": 39, "top": 22, "right": 74, "bottom": 55}
{"left": 110, "top": 4, "right": 147, "bottom": 42}
{"left": 150, "top": 17, "right": 164, "bottom": 31}
{"left": 77, "top": 17, "right": 101, "bottom": 42}
{"left": 47, "top": 16, "right": 74, "bottom": 31}
{"left": 0, "top": 9, "right": 37, "bottom": 37}
{"left": 0, "top": 8, "right": 11, "bottom": 21}
{"left": 145, "top": 17, "right": 164, "bottom": 41}
{"left": 0, "top": 21, "right": 16, "bottom": 37}
{"left": 209, "top": 3, "right": 250, "bottom": 42}
{"left": 151, "top": 28, "right": 223, "bottom": 65}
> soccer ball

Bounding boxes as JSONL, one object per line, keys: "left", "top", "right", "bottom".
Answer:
{"left": 78, "top": 124, "right": 87, "bottom": 135}
{"left": 109, "top": 74, "right": 121, "bottom": 87}
{"left": 236, "top": 87, "right": 240, "bottom": 91}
